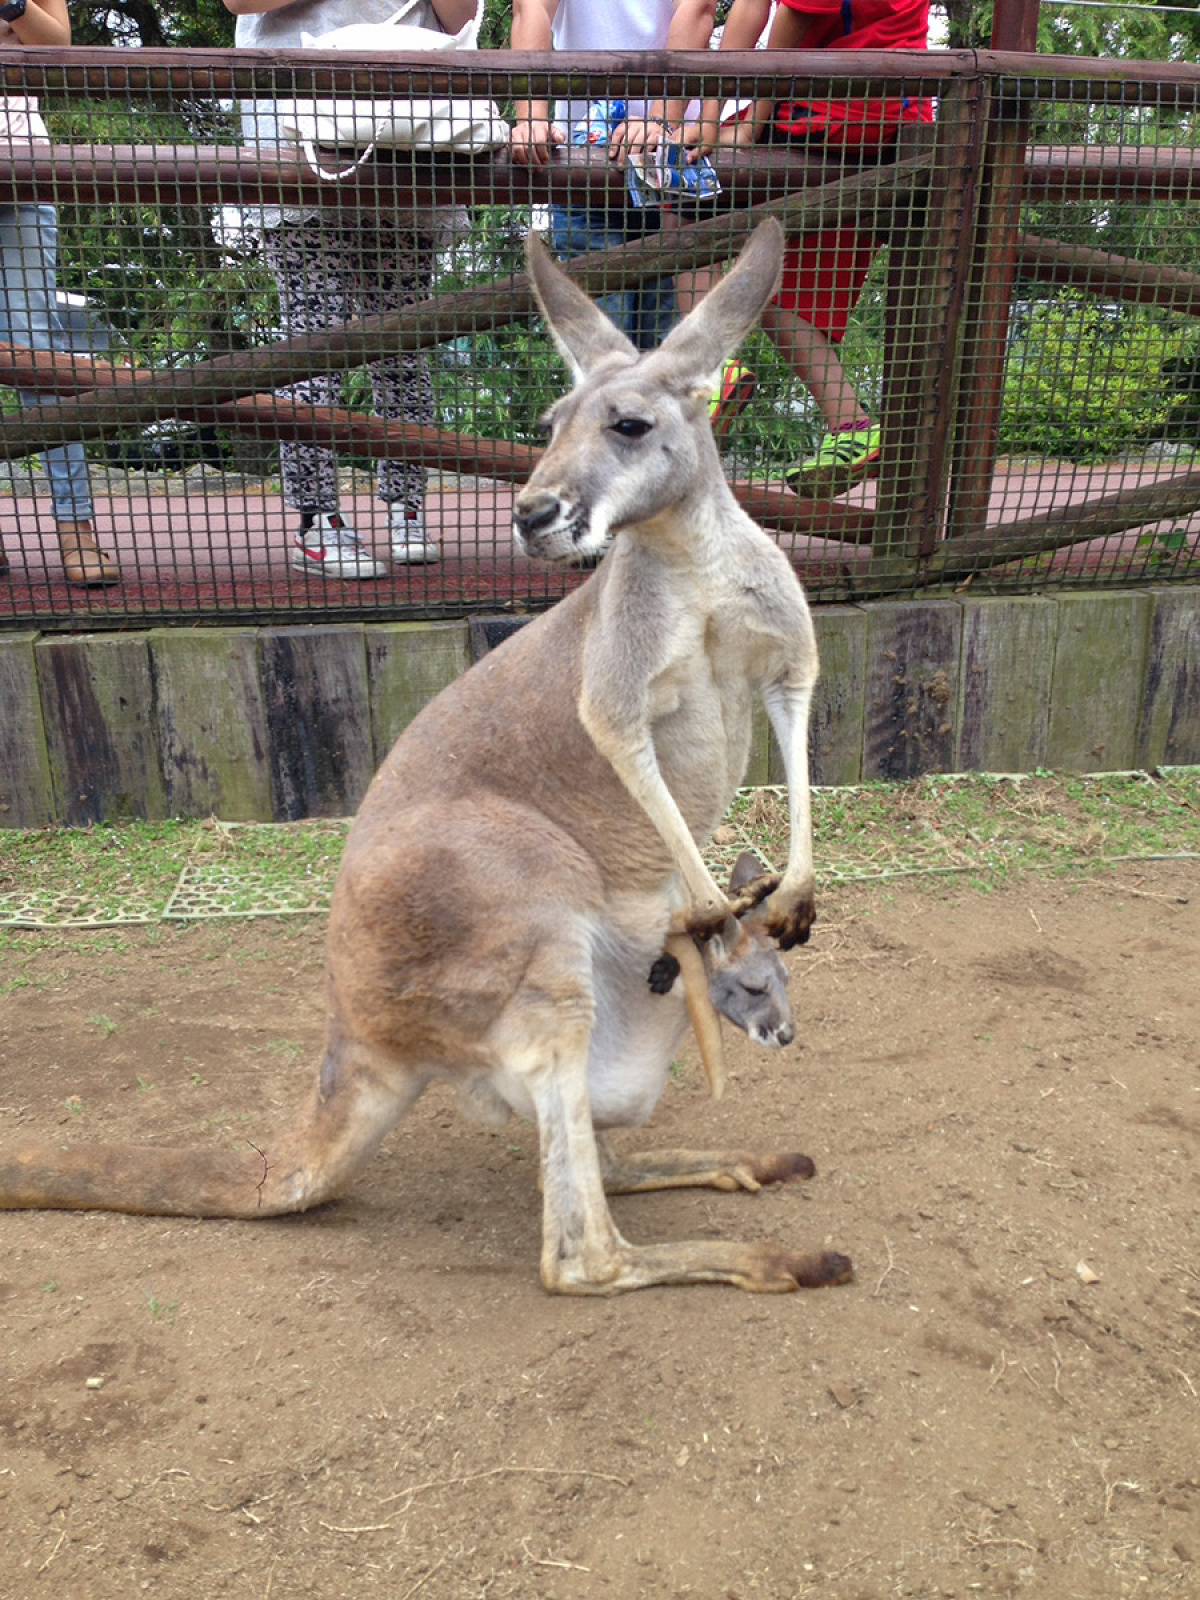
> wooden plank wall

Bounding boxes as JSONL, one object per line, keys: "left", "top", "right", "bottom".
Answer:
{"left": 0, "top": 591, "right": 1193, "bottom": 828}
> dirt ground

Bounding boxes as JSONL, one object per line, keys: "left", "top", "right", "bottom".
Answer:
{"left": 0, "top": 861, "right": 1197, "bottom": 1600}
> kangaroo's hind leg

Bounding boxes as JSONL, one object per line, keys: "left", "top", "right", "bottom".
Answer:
{"left": 504, "top": 950, "right": 851, "bottom": 1295}
{"left": 251, "top": 1033, "right": 428, "bottom": 1215}
{"left": 595, "top": 1133, "right": 817, "bottom": 1195}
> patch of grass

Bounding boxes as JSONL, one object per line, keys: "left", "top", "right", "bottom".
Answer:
{"left": 164, "top": 819, "right": 350, "bottom": 919}
{"left": 252, "top": 1038, "right": 304, "bottom": 1062}
{"left": 0, "top": 817, "right": 350, "bottom": 928}
{"left": 715, "top": 769, "right": 1200, "bottom": 886}
{"left": 0, "top": 773, "right": 1195, "bottom": 935}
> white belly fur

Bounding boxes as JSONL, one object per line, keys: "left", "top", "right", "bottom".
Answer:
{"left": 485, "top": 902, "right": 688, "bottom": 1130}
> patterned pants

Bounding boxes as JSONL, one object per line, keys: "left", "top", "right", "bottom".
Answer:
{"left": 262, "top": 214, "right": 436, "bottom": 517}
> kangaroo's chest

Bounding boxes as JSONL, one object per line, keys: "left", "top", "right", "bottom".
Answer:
{"left": 648, "top": 608, "right": 759, "bottom": 827}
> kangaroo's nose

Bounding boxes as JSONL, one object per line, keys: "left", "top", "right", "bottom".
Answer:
{"left": 513, "top": 489, "right": 562, "bottom": 542}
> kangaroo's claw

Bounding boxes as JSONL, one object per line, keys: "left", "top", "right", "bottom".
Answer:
{"left": 763, "top": 894, "right": 817, "bottom": 950}
{"left": 647, "top": 952, "right": 681, "bottom": 994}
{"left": 725, "top": 871, "right": 781, "bottom": 920}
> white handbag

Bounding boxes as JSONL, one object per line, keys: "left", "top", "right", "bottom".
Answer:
{"left": 276, "top": 0, "right": 508, "bottom": 181}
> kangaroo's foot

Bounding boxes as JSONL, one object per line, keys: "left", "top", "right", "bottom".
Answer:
{"left": 596, "top": 1134, "right": 816, "bottom": 1194}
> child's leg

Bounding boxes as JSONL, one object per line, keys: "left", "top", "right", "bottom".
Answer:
{"left": 351, "top": 216, "right": 438, "bottom": 562}
{"left": 760, "top": 301, "right": 866, "bottom": 434}
{"left": 261, "top": 217, "right": 356, "bottom": 515}
{"left": 262, "top": 218, "right": 388, "bottom": 578}
{"left": 354, "top": 216, "right": 436, "bottom": 519}
{"left": 676, "top": 265, "right": 759, "bottom": 440}
{"left": 770, "top": 230, "right": 881, "bottom": 495}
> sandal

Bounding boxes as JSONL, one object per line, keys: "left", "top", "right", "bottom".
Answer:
{"left": 58, "top": 522, "right": 121, "bottom": 587}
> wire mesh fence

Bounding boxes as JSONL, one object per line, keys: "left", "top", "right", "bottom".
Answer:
{"left": 0, "top": 47, "right": 1198, "bottom": 629}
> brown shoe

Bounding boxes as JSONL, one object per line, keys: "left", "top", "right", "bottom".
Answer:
{"left": 58, "top": 522, "right": 120, "bottom": 587}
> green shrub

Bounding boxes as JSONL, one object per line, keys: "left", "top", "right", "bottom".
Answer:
{"left": 999, "top": 295, "right": 1194, "bottom": 460}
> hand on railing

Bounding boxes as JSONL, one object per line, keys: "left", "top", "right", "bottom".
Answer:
{"left": 608, "top": 115, "right": 672, "bottom": 162}
{"left": 681, "top": 106, "right": 760, "bottom": 162}
{"left": 510, "top": 113, "right": 565, "bottom": 167}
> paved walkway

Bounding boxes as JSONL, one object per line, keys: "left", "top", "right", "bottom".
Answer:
{"left": 0, "top": 459, "right": 1197, "bottom": 627}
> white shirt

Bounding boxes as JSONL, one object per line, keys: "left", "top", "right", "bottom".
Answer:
{"left": 549, "top": 0, "right": 679, "bottom": 130}
{"left": 0, "top": 21, "right": 48, "bottom": 143}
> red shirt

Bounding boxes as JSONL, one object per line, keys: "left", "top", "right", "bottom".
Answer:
{"left": 773, "top": 0, "right": 932, "bottom": 147}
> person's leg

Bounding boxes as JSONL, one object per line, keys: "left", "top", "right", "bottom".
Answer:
{"left": 0, "top": 204, "right": 116, "bottom": 584}
{"left": 261, "top": 218, "right": 386, "bottom": 579}
{"left": 550, "top": 205, "right": 649, "bottom": 345}
{"left": 760, "top": 302, "right": 865, "bottom": 431}
{"left": 675, "top": 263, "right": 759, "bottom": 441}
{"left": 622, "top": 211, "right": 676, "bottom": 353}
{"left": 354, "top": 215, "right": 438, "bottom": 563}
{"left": 769, "top": 231, "right": 881, "bottom": 496}
{"left": 262, "top": 218, "right": 347, "bottom": 517}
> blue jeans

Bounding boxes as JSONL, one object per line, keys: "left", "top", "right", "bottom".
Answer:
{"left": 0, "top": 203, "right": 93, "bottom": 523}
{"left": 550, "top": 206, "right": 675, "bottom": 352}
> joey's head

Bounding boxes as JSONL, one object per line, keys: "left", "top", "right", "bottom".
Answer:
{"left": 706, "top": 851, "right": 795, "bottom": 1049}
{"left": 706, "top": 918, "right": 795, "bottom": 1049}
{"left": 513, "top": 221, "right": 784, "bottom": 564}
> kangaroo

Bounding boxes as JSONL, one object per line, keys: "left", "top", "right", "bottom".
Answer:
{"left": 0, "top": 219, "right": 851, "bottom": 1295}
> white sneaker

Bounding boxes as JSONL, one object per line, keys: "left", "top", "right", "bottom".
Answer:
{"left": 291, "top": 511, "right": 387, "bottom": 580}
{"left": 388, "top": 506, "right": 439, "bottom": 564}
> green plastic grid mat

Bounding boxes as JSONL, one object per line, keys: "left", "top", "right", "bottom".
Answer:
{"left": 0, "top": 819, "right": 351, "bottom": 928}
{"left": 1, "top": 772, "right": 1196, "bottom": 930}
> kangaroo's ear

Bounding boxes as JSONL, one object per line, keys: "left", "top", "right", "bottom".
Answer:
{"left": 526, "top": 231, "right": 639, "bottom": 382}
{"left": 654, "top": 217, "right": 784, "bottom": 385}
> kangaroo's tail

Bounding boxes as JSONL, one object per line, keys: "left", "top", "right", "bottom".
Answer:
{"left": 0, "top": 1040, "right": 414, "bottom": 1219}
{"left": 0, "top": 1129, "right": 321, "bottom": 1218}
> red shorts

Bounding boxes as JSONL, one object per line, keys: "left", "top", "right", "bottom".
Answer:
{"left": 752, "top": 106, "right": 900, "bottom": 344}
{"left": 775, "top": 228, "right": 879, "bottom": 344}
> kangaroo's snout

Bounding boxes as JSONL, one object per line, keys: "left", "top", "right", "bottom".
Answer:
{"left": 513, "top": 488, "right": 561, "bottom": 545}
{"left": 513, "top": 485, "right": 596, "bottom": 562}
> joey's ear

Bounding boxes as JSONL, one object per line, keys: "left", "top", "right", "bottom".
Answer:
{"left": 707, "top": 913, "right": 751, "bottom": 970}
{"left": 526, "top": 231, "right": 638, "bottom": 382}
{"left": 654, "top": 218, "right": 784, "bottom": 385}
{"left": 727, "top": 850, "right": 769, "bottom": 896}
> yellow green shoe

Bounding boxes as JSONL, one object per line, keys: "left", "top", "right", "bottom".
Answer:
{"left": 708, "top": 361, "right": 757, "bottom": 440}
{"left": 785, "top": 420, "right": 881, "bottom": 498}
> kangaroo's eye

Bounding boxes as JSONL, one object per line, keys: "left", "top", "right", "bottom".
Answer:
{"left": 610, "top": 418, "right": 652, "bottom": 440}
